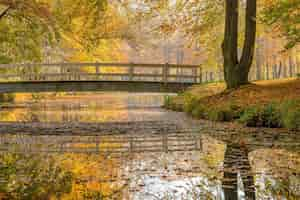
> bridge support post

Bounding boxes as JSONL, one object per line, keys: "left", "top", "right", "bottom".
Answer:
{"left": 199, "top": 67, "right": 203, "bottom": 83}
{"left": 95, "top": 63, "right": 100, "bottom": 81}
{"left": 129, "top": 63, "right": 134, "bottom": 81}
{"left": 192, "top": 67, "right": 198, "bottom": 83}
{"left": 163, "top": 63, "right": 169, "bottom": 85}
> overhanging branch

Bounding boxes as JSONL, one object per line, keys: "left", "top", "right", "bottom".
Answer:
{"left": 0, "top": 6, "right": 10, "bottom": 19}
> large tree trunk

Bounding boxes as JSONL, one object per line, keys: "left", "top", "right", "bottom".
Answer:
{"left": 223, "top": 0, "right": 239, "bottom": 89}
{"left": 223, "top": 0, "right": 257, "bottom": 89}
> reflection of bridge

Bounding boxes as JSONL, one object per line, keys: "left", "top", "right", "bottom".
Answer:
{"left": 0, "top": 133, "right": 203, "bottom": 154}
{"left": 0, "top": 62, "right": 202, "bottom": 93}
{"left": 0, "top": 121, "right": 203, "bottom": 154}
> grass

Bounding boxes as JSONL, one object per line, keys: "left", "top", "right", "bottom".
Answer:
{"left": 164, "top": 78, "right": 300, "bottom": 130}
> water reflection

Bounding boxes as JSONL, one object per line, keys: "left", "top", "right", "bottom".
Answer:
{"left": 1, "top": 133, "right": 299, "bottom": 199}
{"left": 222, "top": 143, "right": 255, "bottom": 200}
{"left": 0, "top": 92, "right": 299, "bottom": 199}
{"left": 0, "top": 92, "right": 172, "bottom": 123}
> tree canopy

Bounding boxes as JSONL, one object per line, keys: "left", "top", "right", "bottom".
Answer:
{"left": 0, "top": 0, "right": 130, "bottom": 63}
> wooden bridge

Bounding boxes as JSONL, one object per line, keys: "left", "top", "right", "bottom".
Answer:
{"left": 0, "top": 62, "right": 202, "bottom": 93}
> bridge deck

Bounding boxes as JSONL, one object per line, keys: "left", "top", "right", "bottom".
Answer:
{"left": 0, "top": 80, "right": 195, "bottom": 93}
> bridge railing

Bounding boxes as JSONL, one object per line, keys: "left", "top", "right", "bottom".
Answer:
{"left": 0, "top": 62, "right": 202, "bottom": 84}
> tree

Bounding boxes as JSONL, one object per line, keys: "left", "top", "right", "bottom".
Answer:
{"left": 0, "top": 153, "right": 73, "bottom": 199}
{"left": 262, "top": 0, "right": 300, "bottom": 49}
{"left": 0, "top": 0, "right": 131, "bottom": 63}
{"left": 0, "top": 0, "right": 56, "bottom": 62}
{"left": 223, "top": 0, "right": 257, "bottom": 89}
{"left": 132, "top": 0, "right": 256, "bottom": 88}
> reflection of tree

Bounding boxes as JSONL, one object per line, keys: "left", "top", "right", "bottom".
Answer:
{"left": 0, "top": 153, "right": 73, "bottom": 200}
{"left": 59, "top": 153, "right": 127, "bottom": 200}
{"left": 222, "top": 143, "right": 255, "bottom": 200}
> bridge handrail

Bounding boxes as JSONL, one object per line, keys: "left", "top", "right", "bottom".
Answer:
{"left": 0, "top": 62, "right": 203, "bottom": 84}
{"left": 0, "top": 62, "right": 200, "bottom": 69}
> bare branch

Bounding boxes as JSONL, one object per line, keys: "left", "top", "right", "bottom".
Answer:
{"left": 0, "top": 6, "right": 10, "bottom": 20}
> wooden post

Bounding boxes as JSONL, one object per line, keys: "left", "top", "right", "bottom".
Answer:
{"left": 192, "top": 67, "right": 198, "bottom": 83}
{"left": 163, "top": 63, "right": 169, "bottom": 84}
{"left": 96, "top": 63, "right": 100, "bottom": 74}
{"left": 95, "top": 63, "right": 100, "bottom": 81}
{"left": 199, "top": 66, "right": 203, "bottom": 83}
{"left": 129, "top": 63, "right": 134, "bottom": 81}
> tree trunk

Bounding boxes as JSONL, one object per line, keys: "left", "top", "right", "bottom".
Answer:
{"left": 297, "top": 51, "right": 300, "bottom": 74}
{"left": 223, "top": 0, "right": 257, "bottom": 89}
{"left": 266, "top": 62, "right": 269, "bottom": 80}
{"left": 255, "top": 39, "right": 263, "bottom": 80}
{"left": 223, "top": 0, "right": 239, "bottom": 89}
{"left": 288, "top": 56, "right": 293, "bottom": 77}
{"left": 283, "top": 60, "right": 287, "bottom": 78}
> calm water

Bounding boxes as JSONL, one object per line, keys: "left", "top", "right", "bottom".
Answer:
{"left": 0, "top": 92, "right": 299, "bottom": 200}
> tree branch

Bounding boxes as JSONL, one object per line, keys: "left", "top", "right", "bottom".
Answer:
{"left": 0, "top": 6, "right": 10, "bottom": 20}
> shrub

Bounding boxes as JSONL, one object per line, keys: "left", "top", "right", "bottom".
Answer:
{"left": 280, "top": 100, "right": 300, "bottom": 130}
{"left": 239, "top": 101, "right": 300, "bottom": 129}
{"left": 183, "top": 94, "right": 198, "bottom": 114}
{"left": 239, "top": 103, "right": 283, "bottom": 128}
{"left": 260, "top": 103, "right": 282, "bottom": 128}
{"left": 229, "top": 104, "right": 243, "bottom": 119}
{"left": 208, "top": 107, "right": 234, "bottom": 122}
{"left": 238, "top": 106, "right": 262, "bottom": 127}
{"left": 282, "top": 109, "right": 300, "bottom": 130}
{"left": 191, "top": 105, "right": 206, "bottom": 119}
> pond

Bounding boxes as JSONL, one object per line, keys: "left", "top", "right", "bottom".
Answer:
{"left": 0, "top": 92, "right": 299, "bottom": 200}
